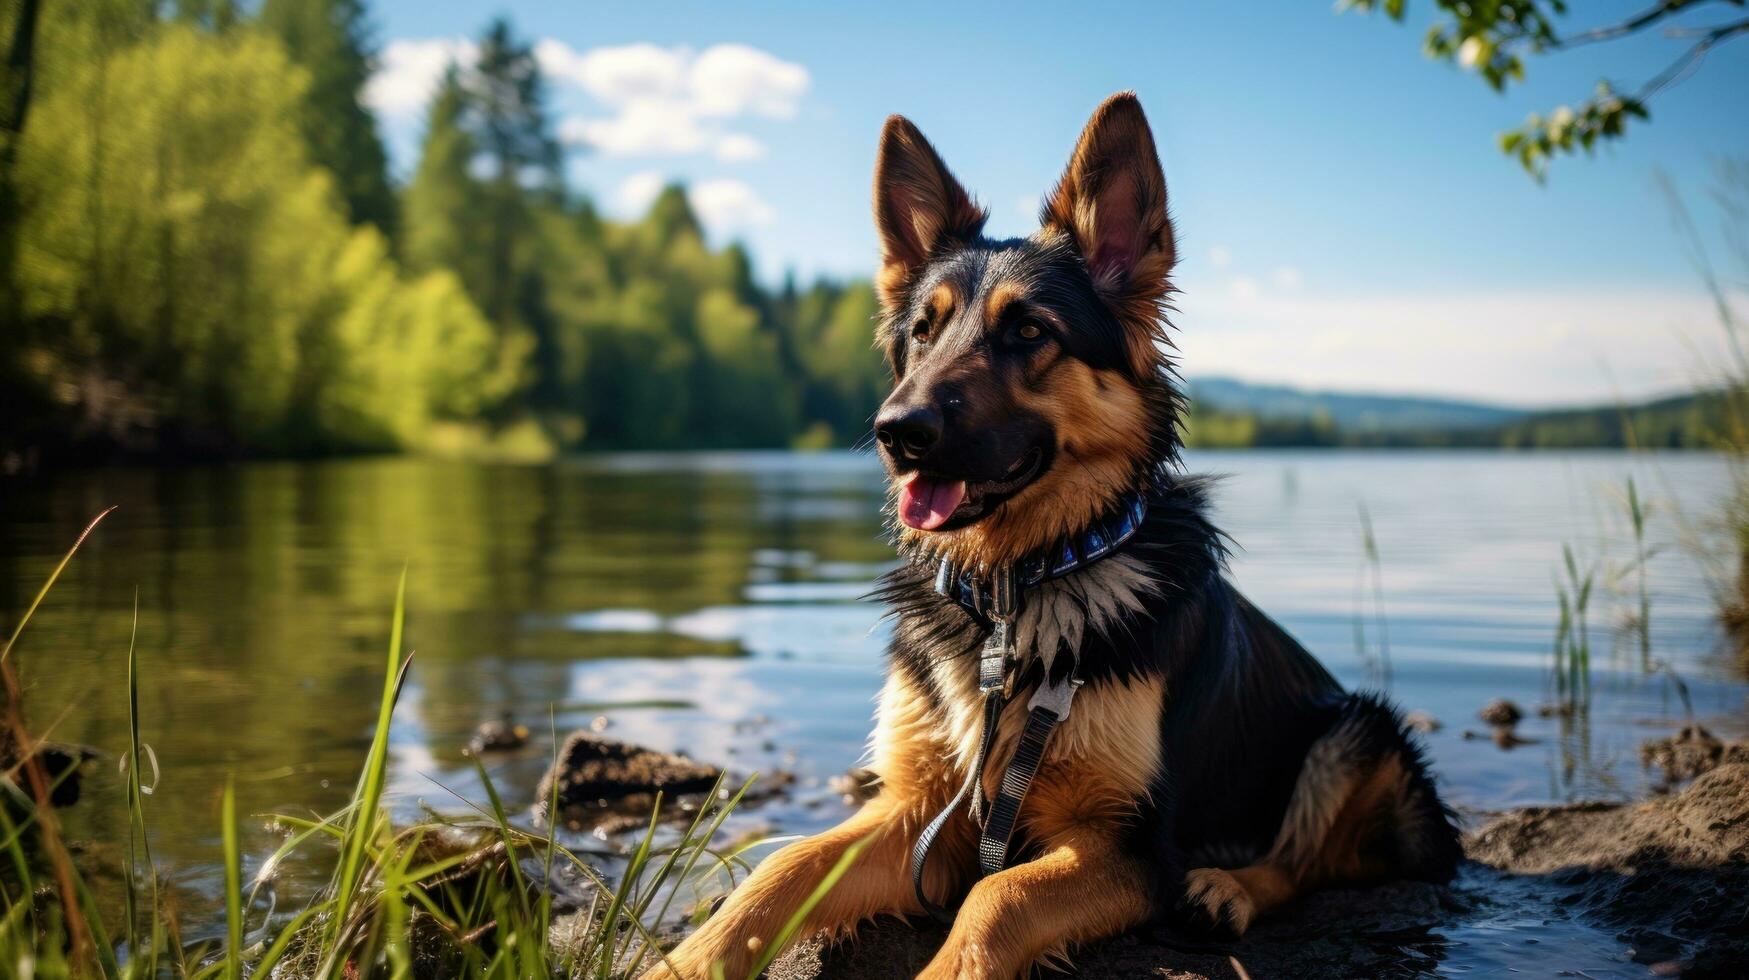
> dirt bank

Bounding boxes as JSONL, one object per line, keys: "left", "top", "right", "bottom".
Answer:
{"left": 768, "top": 763, "right": 1749, "bottom": 979}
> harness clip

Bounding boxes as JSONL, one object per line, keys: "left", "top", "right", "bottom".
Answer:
{"left": 1026, "top": 675, "right": 1084, "bottom": 721}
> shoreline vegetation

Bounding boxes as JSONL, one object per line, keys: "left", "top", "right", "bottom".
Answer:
{"left": 3, "top": 384, "right": 1735, "bottom": 473}
{"left": 0, "top": 511, "right": 808, "bottom": 979}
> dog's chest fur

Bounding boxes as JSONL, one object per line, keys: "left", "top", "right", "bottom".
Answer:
{"left": 884, "top": 553, "right": 1164, "bottom": 783}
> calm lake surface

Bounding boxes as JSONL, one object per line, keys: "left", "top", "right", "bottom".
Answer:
{"left": 3, "top": 450, "right": 1746, "bottom": 973}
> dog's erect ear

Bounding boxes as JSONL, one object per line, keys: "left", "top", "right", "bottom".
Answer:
{"left": 1041, "top": 93, "right": 1175, "bottom": 374}
{"left": 873, "top": 115, "right": 987, "bottom": 310}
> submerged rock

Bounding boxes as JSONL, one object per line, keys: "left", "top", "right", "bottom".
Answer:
{"left": 1402, "top": 709, "right": 1441, "bottom": 733}
{"left": 466, "top": 716, "right": 530, "bottom": 755}
{"left": 766, "top": 764, "right": 1749, "bottom": 979}
{"left": 0, "top": 738, "right": 96, "bottom": 808}
{"left": 1477, "top": 698, "right": 1523, "bottom": 728}
{"left": 827, "top": 767, "right": 880, "bottom": 805}
{"left": 534, "top": 732, "right": 722, "bottom": 825}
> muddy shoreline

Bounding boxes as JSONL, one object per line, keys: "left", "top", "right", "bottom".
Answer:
{"left": 519, "top": 728, "right": 1749, "bottom": 977}
{"left": 766, "top": 763, "right": 1749, "bottom": 979}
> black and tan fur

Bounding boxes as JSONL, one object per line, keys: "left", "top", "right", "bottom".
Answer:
{"left": 647, "top": 93, "right": 1460, "bottom": 980}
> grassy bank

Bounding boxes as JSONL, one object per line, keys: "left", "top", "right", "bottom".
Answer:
{"left": 0, "top": 511, "right": 854, "bottom": 978}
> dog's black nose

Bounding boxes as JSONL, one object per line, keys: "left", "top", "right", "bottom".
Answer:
{"left": 874, "top": 405, "right": 941, "bottom": 460}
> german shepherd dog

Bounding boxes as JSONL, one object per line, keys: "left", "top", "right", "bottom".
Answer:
{"left": 649, "top": 93, "right": 1459, "bottom": 980}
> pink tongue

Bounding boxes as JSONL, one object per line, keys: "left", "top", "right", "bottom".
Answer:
{"left": 900, "top": 478, "right": 966, "bottom": 530}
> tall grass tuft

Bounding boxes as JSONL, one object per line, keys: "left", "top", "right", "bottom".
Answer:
{"left": 1657, "top": 163, "right": 1749, "bottom": 662}
{"left": 1611, "top": 479, "right": 1694, "bottom": 716}
{"left": 1552, "top": 544, "right": 1596, "bottom": 713}
{"left": 0, "top": 512, "right": 827, "bottom": 979}
{"left": 1352, "top": 503, "right": 1392, "bottom": 690}
{"left": 1625, "top": 477, "right": 1654, "bottom": 669}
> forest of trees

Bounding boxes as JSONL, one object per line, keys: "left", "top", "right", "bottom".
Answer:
{"left": 0, "top": 1, "right": 887, "bottom": 463}
{"left": 3, "top": 2, "right": 1720, "bottom": 466}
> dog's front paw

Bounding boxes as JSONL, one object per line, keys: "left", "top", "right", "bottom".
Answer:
{"left": 917, "top": 937, "right": 1001, "bottom": 980}
{"left": 636, "top": 935, "right": 744, "bottom": 980}
{"left": 1179, "top": 867, "right": 1258, "bottom": 937}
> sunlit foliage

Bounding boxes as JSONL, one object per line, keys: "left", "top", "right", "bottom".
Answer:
{"left": 0, "top": 6, "right": 886, "bottom": 461}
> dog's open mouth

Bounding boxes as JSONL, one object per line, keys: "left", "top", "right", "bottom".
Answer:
{"left": 898, "top": 448, "right": 1045, "bottom": 531}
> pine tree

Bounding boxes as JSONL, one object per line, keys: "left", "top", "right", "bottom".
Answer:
{"left": 257, "top": 0, "right": 396, "bottom": 234}
{"left": 462, "top": 18, "right": 560, "bottom": 336}
{"left": 402, "top": 65, "right": 479, "bottom": 283}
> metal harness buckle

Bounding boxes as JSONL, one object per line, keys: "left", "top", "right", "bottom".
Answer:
{"left": 1026, "top": 674, "right": 1084, "bottom": 721}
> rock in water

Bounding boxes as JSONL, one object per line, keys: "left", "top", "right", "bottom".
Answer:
{"left": 467, "top": 717, "right": 530, "bottom": 755}
{"left": 0, "top": 737, "right": 96, "bottom": 808}
{"left": 1477, "top": 698, "right": 1523, "bottom": 727}
{"left": 1403, "top": 709, "right": 1441, "bottom": 733}
{"left": 535, "top": 732, "right": 721, "bottom": 813}
{"left": 827, "top": 767, "right": 880, "bottom": 805}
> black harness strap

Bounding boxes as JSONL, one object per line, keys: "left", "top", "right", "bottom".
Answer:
{"left": 976, "top": 677, "right": 1080, "bottom": 877}
{"left": 910, "top": 686, "right": 1002, "bottom": 922}
{"left": 909, "top": 495, "right": 1142, "bottom": 923}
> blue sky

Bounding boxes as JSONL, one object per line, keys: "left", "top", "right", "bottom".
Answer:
{"left": 366, "top": 1, "right": 1749, "bottom": 406}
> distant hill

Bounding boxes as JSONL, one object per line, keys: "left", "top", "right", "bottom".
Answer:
{"left": 1180, "top": 377, "right": 1731, "bottom": 449}
{"left": 1487, "top": 389, "right": 1730, "bottom": 450}
{"left": 1185, "top": 376, "right": 1526, "bottom": 432}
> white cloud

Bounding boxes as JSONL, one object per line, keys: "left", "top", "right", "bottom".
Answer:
{"left": 1208, "top": 245, "right": 1233, "bottom": 270}
{"left": 540, "top": 40, "right": 809, "bottom": 159}
{"left": 365, "top": 37, "right": 475, "bottom": 115}
{"left": 686, "top": 44, "right": 809, "bottom": 119}
{"left": 690, "top": 179, "right": 775, "bottom": 230}
{"left": 616, "top": 171, "right": 668, "bottom": 215}
{"left": 371, "top": 37, "right": 809, "bottom": 161}
{"left": 538, "top": 40, "right": 686, "bottom": 105}
{"left": 566, "top": 99, "right": 712, "bottom": 156}
{"left": 1227, "top": 275, "right": 1261, "bottom": 302}
{"left": 713, "top": 133, "right": 767, "bottom": 163}
{"left": 1171, "top": 283, "right": 1745, "bottom": 406}
{"left": 1271, "top": 266, "right": 1304, "bottom": 290}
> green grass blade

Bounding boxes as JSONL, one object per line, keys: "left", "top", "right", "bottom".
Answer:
{"left": 1, "top": 507, "right": 115, "bottom": 664}
{"left": 223, "top": 777, "right": 243, "bottom": 980}
{"left": 124, "top": 587, "right": 161, "bottom": 976}
{"left": 469, "top": 756, "right": 532, "bottom": 920}
{"left": 597, "top": 796, "right": 663, "bottom": 978}
{"left": 250, "top": 905, "right": 320, "bottom": 976}
{"left": 627, "top": 775, "right": 757, "bottom": 978}
{"left": 742, "top": 835, "right": 869, "bottom": 980}
{"left": 322, "top": 566, "right": 411, "bottom": 969}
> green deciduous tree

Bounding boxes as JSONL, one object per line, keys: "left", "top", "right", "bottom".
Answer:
{"left": 2, "top": 8, "right": 886, "bottom": 461}
{"left": 9, "top": 24, "right": 504, "bottom": 454}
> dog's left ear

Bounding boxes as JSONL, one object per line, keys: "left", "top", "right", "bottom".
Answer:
{"left": 1042, "top": 92, "right": 1175, "bottom": 375}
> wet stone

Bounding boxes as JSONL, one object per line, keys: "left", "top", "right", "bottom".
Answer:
{"left": 535, "top": 731, "right": 722, "bottom": 819}
{"left": 1403, "top": 709, "right": 1441, "bottom": 733}
{"left": 1477, "top": 698, "right": 1523, "bottom": 727}
{"left": 467, "top": 717, "right": 530, "bottom": 755}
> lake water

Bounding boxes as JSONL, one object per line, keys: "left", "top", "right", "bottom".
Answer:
{"left": 3, "top": 450, "right": 1745, "bottom": 973}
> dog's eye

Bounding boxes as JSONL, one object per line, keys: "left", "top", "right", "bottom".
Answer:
{"left": 1015, "top": 322, "right": 1044, "bottom": 343}
{"left": 911, "top": 319, "right": 930, "bottom": 343}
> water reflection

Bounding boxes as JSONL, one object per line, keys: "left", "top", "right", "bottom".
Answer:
{"left": 1, "top": 450, "right": 1745, "bottom": 955}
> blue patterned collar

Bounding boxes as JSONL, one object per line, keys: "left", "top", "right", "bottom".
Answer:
{"left": 934, "top": 490, "right": 1149, "bottom": 619}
